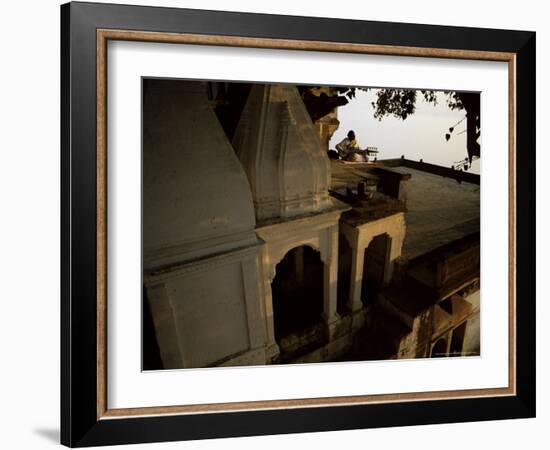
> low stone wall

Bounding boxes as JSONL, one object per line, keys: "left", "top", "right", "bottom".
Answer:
{"left": 376, "top": 158, "right": 480, "bottom": 185}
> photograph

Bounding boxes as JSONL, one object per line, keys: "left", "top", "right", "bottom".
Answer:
{"left": 142, "top": 78, "right": 481, "bottom": 370}
{"left": 55, "top": 1, "right": 537, "bottom": 446}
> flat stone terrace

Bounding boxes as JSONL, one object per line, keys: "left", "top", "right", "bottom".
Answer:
{"left": 330, "top": 160, "right": 480, "bottom": 259}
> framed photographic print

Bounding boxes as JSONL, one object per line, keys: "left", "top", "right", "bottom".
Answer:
{"left": 60, "top": 1, "right": 536, "bottom": 447}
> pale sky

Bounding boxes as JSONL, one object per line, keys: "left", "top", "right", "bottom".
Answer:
{"left": 329, "top": 89, "right": 480, "bottom": 175}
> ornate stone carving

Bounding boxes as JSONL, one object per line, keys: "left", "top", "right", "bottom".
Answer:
{"left": 233, "top": 84, "right": 333, "bottom": 222}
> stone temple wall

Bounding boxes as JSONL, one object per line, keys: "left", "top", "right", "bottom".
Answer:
{"left": 142, "top": 79, "right": 266, "bottom": 369}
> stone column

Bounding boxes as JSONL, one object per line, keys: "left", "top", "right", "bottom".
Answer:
{"left": 348, "top": 236, "right": 371, "bottom": 312}
{"left": 322, "top": 225, "right": 340, "bottom": 328}
{"left": 241, "top": 257, "right": 267, "bottom": 351}
{"left": 263, "top": 253, "right": 280, "bottom": 362}
{"left": 145, "top": 283, "right": 183, "bottom": 369}
{"left": 264, "top": 286, "right": 281, "bottom": 361}
{"left": 385, "top": 228, "right": 405, "bottom": 284}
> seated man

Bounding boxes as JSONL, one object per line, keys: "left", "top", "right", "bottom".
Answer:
{"left": 335, "top": 130, "right": 368, "bottom": 162}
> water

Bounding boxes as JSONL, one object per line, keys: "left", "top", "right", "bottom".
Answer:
{"left": 329, "top": 89, "right": 480, "bottom": 175}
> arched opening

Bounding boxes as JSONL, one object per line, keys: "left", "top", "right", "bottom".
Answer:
{"left": 362, "top": 233, "right": 391, "bottom": 306}
{"left": 337, "top": 235, "right": 353, "bottom": 315}
{"left": 271, "top": 246, "right": 324, "bottom": 343}
{"left": 431, "top": 338, "right": 448, "bottom": 357}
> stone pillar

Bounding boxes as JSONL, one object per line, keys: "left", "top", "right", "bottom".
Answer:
{"left": 145, "top": 283, "right": 183, "bottom": 369}
{"left": 381, "top": 236, "right": 393, "bottom": 286}
{"left": 348, "top": 237, "right": 370, "bottom": 312}
{"left": 264, "top": 287, "right": 281, "bottom": 361}
{"left": 241, "top": 257, "right": 268, "bottom": 350}
{"left": 322, "top": 225, "right": 340, "bottom": 326}
{"left": 263, "top": 255, "right": 280, "bottom": 362}
{"left": 385, "top": 228, "right": 405, "bottom": 284}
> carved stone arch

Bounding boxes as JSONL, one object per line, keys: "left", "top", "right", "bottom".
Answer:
{"left": 265, "top": 242, "right": 319, "bottom": 284}
{"left": 270, "top": 241, "right": 323, "bottom": 280}
{"left": 270, "top": 243, "right": 326, "bottom": 345}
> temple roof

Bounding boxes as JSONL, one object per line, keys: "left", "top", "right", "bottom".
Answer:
{"left": 329, "top": 160, "right": 480, "bottom": 258}
{"left": 391, "top": 166, "right": 479, "bottom": 258}
{"left": 142, "top": 80, "right": 258, "bottom": 269}
{"left": 233, "top": 84, "right": 335, "bottom": 223}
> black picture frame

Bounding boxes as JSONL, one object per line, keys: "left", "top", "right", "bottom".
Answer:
{"left": 61, "top": 1, "right": 536, "bottom": 447}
